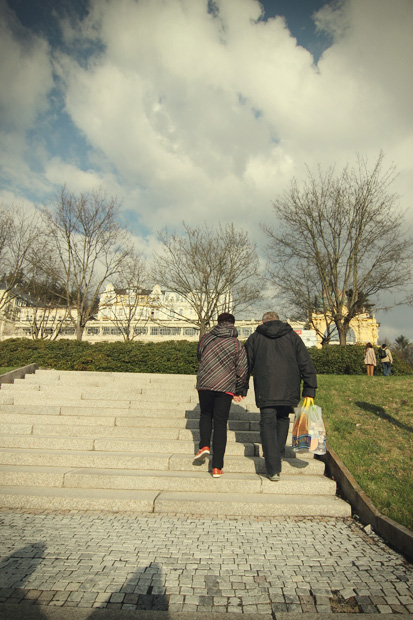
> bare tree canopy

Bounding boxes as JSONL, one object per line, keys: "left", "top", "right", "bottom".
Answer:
{"left": 0, "top": 204, "right": 42, "bottom": 312}
{"left": 153, "top": 222, "right": 263, "bottom": 337}
{"left": 39, "top": 186, "right": 134, "bottom": 340}
{"left": 264, "top": 153, "right": 413, "bottom": 345}
{"left": 99, "top": 252, "right": 148, "bottom": 341}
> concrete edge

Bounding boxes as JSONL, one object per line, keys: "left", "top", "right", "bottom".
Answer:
{"left": 320, "top": 443, "right": 413, "bottom": 563}
{"left": 0, "top": 364, "right": 39, "bottom": 386}
{"left": 0, "top": 604, "right": 398, "bottom": 620}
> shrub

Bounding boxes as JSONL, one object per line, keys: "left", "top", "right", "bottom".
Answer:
{"left": 309, "top": 344, "right": 412, "bottom": 375}
{"left": 0, "top": 338, "right": 199, "bottom": 374}
{"left": 1, "top": 338, "right": 411, "bottom": 375}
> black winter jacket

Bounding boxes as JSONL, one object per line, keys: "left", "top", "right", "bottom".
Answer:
{"left": 244, "top": 320, "right": 317, "bottom": 409}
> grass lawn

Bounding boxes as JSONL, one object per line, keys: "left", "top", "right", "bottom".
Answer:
{"left": 0, "top": 367, "right": 17, "bottom": 375}
{"left": 316, "top": 375, "right": 413, "bottom": 531}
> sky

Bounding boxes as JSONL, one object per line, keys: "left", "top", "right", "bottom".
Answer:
{"left": 1, "top": 0, "right": 412, "bottom": 341}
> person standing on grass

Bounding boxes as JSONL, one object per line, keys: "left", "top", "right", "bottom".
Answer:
{"left": 364, "top": 343, "right": 377, "bottom": 376}
{"left": 379, "top": 343, "right": 393, "bottom": 376}
{"left": 193, "top": 312, "right": 248, "bottom": 478}
{"left": 245, "top": 311, "right": 317, "bottom": 481}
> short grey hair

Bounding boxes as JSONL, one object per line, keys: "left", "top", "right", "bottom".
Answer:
{"left": 262, "top": 311, "right": 279, "bottom": 322}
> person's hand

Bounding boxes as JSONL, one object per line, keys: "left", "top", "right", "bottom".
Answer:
{"left": 233, "top": 395, "right": 245, "bottom": 403}
{"left": 302, "top": 397, "right": 314, "bottom": 409}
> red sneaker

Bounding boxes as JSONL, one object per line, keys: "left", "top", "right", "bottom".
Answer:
{"left": 212, "top": 468, "right": 224, "bottom": 478}
{"left": 193, "top": 447, "right": 210, "bottom": 462}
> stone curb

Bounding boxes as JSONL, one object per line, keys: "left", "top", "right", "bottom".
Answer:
{"left": 0, "top": 604, "right": 398, "bottom": 619}
{"left": 320, "top": 443, "right": 413, "bottom": 562}
{"left": 0, "top": 364, "right": 39, "bottom": 386}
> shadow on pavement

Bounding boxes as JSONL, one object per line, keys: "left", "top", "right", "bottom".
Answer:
{"left": 1, "top": 545, "right": 169, "bottom": 618}
{"left": 87, "top": 561, "right": 169, "bottom": 616}
{"left": 0, "top": 542, "right": 48, "bottom": 619}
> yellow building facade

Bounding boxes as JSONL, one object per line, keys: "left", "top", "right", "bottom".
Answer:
{"left": 311, "top": 311, "right": 379, "bottom": 347}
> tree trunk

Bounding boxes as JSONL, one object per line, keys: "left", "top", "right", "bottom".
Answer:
{"left": 75, "top": 321, "right": 84, "bottom": 342}
{"left": 337, "top": 323, "right": 348, "bottom": 346}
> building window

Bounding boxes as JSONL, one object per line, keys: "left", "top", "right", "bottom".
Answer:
{"left": 159, "top": 327, "right": 172, "bottom": 336}
{"left": 240, "top": 327, "right": 253, "bottom": 337}
{"left": 87, "top": 327, "right": 100, "bottom": 335}
{"left": 103, "top": 327, "right": 123, "bottom": 336}
{"left": 324, "top": 326, "right": 356, "bottom": 343}
{"left": 134, "top": 326, "right": 148, "bottom": 335}
{"left": 183, "top": 328, "right": 199, "bottom": 336}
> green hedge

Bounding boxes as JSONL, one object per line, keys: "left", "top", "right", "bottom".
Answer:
{"left": 0, "top": 339, "right": 199, "bottom": 374}
{"left": 308, "top": 344, "right": 412, "bottom": 375}
{"left": 0, "top": 338, "right": 411, "bottom": 375}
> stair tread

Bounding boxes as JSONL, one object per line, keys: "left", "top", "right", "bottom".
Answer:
{"left": 0, "top": 369, "right": 348, "bottom": 517}
{"left": 0, "top": 486, "right": 340, "bottom": 506}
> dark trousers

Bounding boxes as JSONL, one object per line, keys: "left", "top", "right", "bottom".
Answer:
{"left": 382, "top": 362, "right": 391, "bottom": 376}
{"left": 260, "top": 406, "right": 291, "bottom": 477}
{"left": 198, "top": 390, "right": 233, "bottom": 469}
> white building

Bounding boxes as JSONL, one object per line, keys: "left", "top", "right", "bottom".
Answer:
{"left": 1, "top": 282, "right": 318, "bottom": 346}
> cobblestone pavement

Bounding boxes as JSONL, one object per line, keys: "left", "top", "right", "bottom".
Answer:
{"left": 0, "top": 510, "right": 411, "bottom": 616}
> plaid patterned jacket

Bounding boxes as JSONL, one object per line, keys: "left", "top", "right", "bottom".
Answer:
{"left": 196, "top": 324, "right": 248, "bottom": 395}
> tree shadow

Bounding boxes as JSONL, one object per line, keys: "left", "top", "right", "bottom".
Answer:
{"left": 355, "top": 401, "right": 413, "bottom": 433}
{"left": 0, "top": 542, "right": 49, "bottom": 619}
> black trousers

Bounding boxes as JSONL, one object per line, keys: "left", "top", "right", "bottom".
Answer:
{"left": 198, "top": 390, "right": 233, "bottom": 469}
{"left": 260, "top": 406, "right": 291, "bottom": 477}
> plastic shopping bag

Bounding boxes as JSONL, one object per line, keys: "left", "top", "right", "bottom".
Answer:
{"left": 292, "top": 400, "right": 326, "bottom": 455}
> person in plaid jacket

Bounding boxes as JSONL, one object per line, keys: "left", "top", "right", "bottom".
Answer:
{"left": 194, "top": 312, "right": 248, "bottom": 477}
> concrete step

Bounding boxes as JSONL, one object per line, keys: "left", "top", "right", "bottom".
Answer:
{"left": 0, "top": 435, "right": 258, "bottom": 455}
{"left": 21, "top": 370, "right": 197, "bottom": 385}
{"left": 0, "top": 423, "right": 263, "bottom": 443}
{"left": 0, "top": 448, "right": 321, "bottom": 475}
{"left": 0, "top": 403, "right": 264, "bottom": 419}
{"left": 153, "top": 491, "right": 351, "bottom": 517}
{"left": 0, "top": 465, "right": 337, "bottom": 495}
{"left": 0, "top": 369, "right": 349, "bottom": 518}
{"left": 1, "top": 383, "right": 200, "bottom": 404}
{"left": 0, "top": 486, "right": 350, "bottom": 516}
{"left": 0, "top": 394, "right": 196, "bottom": 409}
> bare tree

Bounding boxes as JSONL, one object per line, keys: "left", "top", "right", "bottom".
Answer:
{"left": 20, "top": 239, "right": 69, "bottom": 340}
{"left": 98, "top": 252, "right": 148, "bottom": 341}
{"left": 264, "top": 153, "right": 413, "bottom": 345}
{"left": 0, "top": 205, "right": 41, "bottom": 316}
{"left": 153, "top": 222, "right": 263, "bottom": 338}
{"left": 39, "top": 187, "right": 133, "bottom": 341}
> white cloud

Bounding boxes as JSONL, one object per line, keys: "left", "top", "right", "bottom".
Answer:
{"left": 0, "top": 1, "right": 53, "bottom": 130}
{"left": 1, "top": 0, "right": 412, "bottom": 336}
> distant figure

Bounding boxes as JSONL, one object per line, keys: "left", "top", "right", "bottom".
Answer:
{"left": 379, "top": 343, "right": 393, "bottom": 376}
{"left": 364, "top": 343, "right": 377, "bottom": 376}
{"left": 194, "top": 313, "right": 248, "bottom": 478}
{"left": 245, "top": 311, "right": 317, "bottom": 481}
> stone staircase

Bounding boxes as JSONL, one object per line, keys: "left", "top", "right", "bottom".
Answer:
{"left": 0, "top": 370, "right": 351, "bottom": 517}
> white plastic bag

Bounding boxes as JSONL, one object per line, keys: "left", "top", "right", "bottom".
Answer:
{"left": 292, "top": 402, "right": 326, "bottom": 455}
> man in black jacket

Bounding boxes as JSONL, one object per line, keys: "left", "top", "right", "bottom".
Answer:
{"left": 245, "top": 311, "right": 317, "bottom": 481}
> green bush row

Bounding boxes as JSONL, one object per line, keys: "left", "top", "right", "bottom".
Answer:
{"left": 308, "top": 344, "right": 412, "bottom": 375}
{"left": 0, "top": 339, "right": 411, "bottom": 375}
{"left": 0, "top": 339, "right": 199, "bottom": 374}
